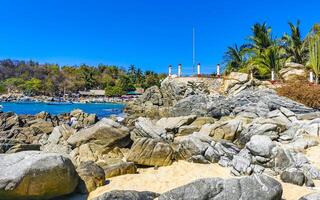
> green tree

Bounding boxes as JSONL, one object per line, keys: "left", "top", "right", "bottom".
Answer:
{"left": 308, "top": 35, "right": 320, "bottom": 84}
{"left": 79, "top": 65, "right": 96, "bottom": 90}
{"left": 223, "top": 44, "right": 250, "bottom": 73}
{"left": 0, "top": 83, "right": 6, "bottom": 94}
{"left": 22, "top": 78, "right": 42, "bottom": 95}
{"left": 105, "top": 85, "right": 125, "bottom": 97}
{"left": 249, "top": 23, "right": 274, "bottom": 52}
{"left": 250, "top": 46, "right": 285, "bottom": 78}
{"left": 247, "top": 22, "right": 284, "bottom": 78}
{"left": 3, "top": 77, "right": 24, "bottom": 91}
{"left": 282, "top": 21, "right": 308, "bottom": 65}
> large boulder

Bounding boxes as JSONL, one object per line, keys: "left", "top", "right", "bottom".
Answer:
{"left": 29, "top": 119, "right": 54, "bottom": 135}
{"left": 198, "top": 118, "right": 243, "bottom": 141}
{"left": 246, "top": 135, "right": 276, "bottom": 157}
{"left": 160, "top": 77, "right": 188, "bottom": 107}
{"left": 131, "top": 117, "right": 165, "bottom": 140}
{"left": 131, "top": 115, "right": 197, "bottom": 141}
{"left": 171, "top": 94, "right": 210, "bottom": 117}
{"left": 67, "top": 118, "right": 130, "bottom": 148}
{"left": 76, "top": 161, "right": 105, "bottom": 193}
{"left": 0, "top": 151, "right": 78, "bottom": 200}
{"left": 92, "top": 190, "right": 159, "bottom": 200}
{"left": 138, "top": 86, "right": 163, "bottom": 106}
{"left": 126, "top": 138, "right": 175, "bottom": 166}
{"left": 97, "top": 160, "right": 137, "bottom": 178}
{"left": 0, "top": 112, "right": 23, "bottom": 131}
{"left": 221, "top": 72, "right": 250, "bottom": 94}
{"left": 280, "top": 168, "right": 306, "bottom": 186}
{"left": 279, "top": 62, "right": 307, "bottom": 82}
{"left": 299, "top": 193, "right": 320, "bottom": 200}
{"left": 208, "top": 89, "right": 314, "bottom": 119}
{"left": 158, "top": 174, "right": 282, "bottom": 200}
{"left": 174, "top": 135, "right": 210, "bottom": 162}
{"left": 69, "top": 109, "right": 98, "bottom": 128}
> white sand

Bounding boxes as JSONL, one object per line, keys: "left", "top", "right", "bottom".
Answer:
{"left": 88, "top": 159, "right": 320, "bottom": 200}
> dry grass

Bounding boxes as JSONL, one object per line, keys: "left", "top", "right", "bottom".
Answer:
{"left": 276, "top": 80, "right": 320, "bottom": 109}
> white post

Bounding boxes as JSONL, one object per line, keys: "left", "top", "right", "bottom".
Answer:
{"left": 197, "top": 63, "right": 201, "bottom": 77}
{"left": 217, "top": 64, "right": 220, "bottom": 78}
{"left": 178, "top": 64, "right": 182, "bottom": 77}
{"left": 271, "top": 70, "right": 275, "bottom": 81}
{"left": 310, "top": 71, "right": 314, "bottom": 83}
{"left": 168, "top": 65, "right": 172, "bottom": 77}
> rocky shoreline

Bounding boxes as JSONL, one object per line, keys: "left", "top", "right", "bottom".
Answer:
{"left": 1, "top": 72, "right": 320, "bottom": 200}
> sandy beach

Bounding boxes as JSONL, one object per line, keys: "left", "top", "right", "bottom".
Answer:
{"left": 89, "top": 145, "right": 320, "bottom": 200}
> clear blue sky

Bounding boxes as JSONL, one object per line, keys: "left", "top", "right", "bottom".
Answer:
{"left": 0, "top": 0, "right": 319, "bottom": 74}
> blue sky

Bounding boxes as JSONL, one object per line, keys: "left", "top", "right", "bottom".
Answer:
{"left": 0, "top": 0, "right": 319, "bottom": 74}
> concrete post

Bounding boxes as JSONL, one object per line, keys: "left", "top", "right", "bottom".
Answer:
{"left": 271, "top": 70, "right": 275, "bottom": 81}
{"left": 178, "top": 64, "right": 182, "bottom": 77}
{"left": 217, "top": 64, "right": 220, "bottom": 78}
{"left": 197, "top": 63, "right": 201, "bottom": 77}
{"left": 310, "top": 71, "right": 314, "bottom": 83}
{"left": 168, "top": 65, "right": 172, "bottom": 77}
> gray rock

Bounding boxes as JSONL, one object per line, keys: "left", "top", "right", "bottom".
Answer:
{"left": 76, "top": 161, "right": 105, "bottom": 193}
{"left": 187, "top": 155, "right": 210, "bottom": 164}
{"left": 279, "top": 107, "right": 296, "bottom": 118}
{"left": 158, "top": 174, "right": 282, "bottom": 200}
{"left": 5, "top": 143, "right": 41, "bottom": 153}
{"left": 218, "top": 156, "right": 231, "bottom": 167}
{"left": 171, "top": 94, "right": 210, "bottom": 117}
{"left": 274, "top": 148, "right": 296, "bottom": 171}
{"left": 156, "top": 115, "right": 197, "bottom": 132}
{"left": 177, "top": 125, "right": 200, "bottom": 136}
{"left": 302, "top": 164, "right": 320, "bottom": 180}
{"left": 280, "top": 168, "right": 305, "bottom": 186}
{"left": 0, "top": 151, "right": 78, "bottom": 200}
{"left": 174, "top": 135, "right": 210, "bottom": 160}
{"left": 98, "top": 161, "right": 137, "bottom": 178}
{"left": 280, "top": 62, "right": 307, "bottom": 81}
{"left": 208, "top": 88, "right": 314, "bottom": 119}
{"left": 246, "top": 135, "right": 275, "bottom": 157}
{"left": 299, "top": 192, "right": 320, "bottom": 200}
{"left": 238, "top": 122, "right": 280, "bottom": 145}
{"left": 198, "top": 119, "right": 243, "bottom": 141}
{"left": 67, "top": 118, "right": 130, "bottom": 148}
{"left": 231, "top": 155, "right": 251, "bottom": 175}
{"left": 132, "top": 115, "right": 197, "bottom": 141}
{"left": 131, "top": 117, "right": 164, "bottom": 140}
{"left": 138, "top": 86, "right": 163, "bottom": 106}
{"left": 126, "top": 138, "right": 175, "bottom": 166}
{"left": 160, "top": 77, "right": 188, "bottom": 107}
{"left": 297, "top": 112, "right": 320, "bottom": 120}
{"left": 92, "top": 190, "right": 159, "bottom": 200}
{"left": 204, "top": 146, "right": 220, "bottom": 163}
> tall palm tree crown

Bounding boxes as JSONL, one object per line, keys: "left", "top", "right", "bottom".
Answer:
{"left": 282, "top": 21, "right": 308, "bottom": 65}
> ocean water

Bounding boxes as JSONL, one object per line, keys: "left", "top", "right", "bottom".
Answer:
{"left": 0, "top": 102, "right": 125, "bottom": 118}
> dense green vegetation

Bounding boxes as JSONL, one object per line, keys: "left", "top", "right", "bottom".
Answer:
{"left": 0, "top": 61, "right": 166, "bottom": 96}
{"left": 224, "top": 21, "right": 320, "bottom": 83}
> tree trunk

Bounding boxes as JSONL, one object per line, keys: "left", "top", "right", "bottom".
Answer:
{"left": 316, "top": 74, "right": 319, "bottom": 85}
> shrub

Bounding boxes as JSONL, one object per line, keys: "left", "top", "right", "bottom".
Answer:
{"left": 276, "top": 81, "right": 320, "bottom": 109}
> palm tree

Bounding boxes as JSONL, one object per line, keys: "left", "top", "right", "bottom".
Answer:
{"left": 250, "top": 46, "right": 285, "bottom": 78}
{"left": 282, "top": 21, "right": 308, "bottom": 65}
{"left": 223, "top": 44, "right": 250, "bottom": 73}
{"left": 308, "top": 35, "right": 320, "bottom": 84}
{"left": 128, "top": 64, "right": 136, "bottom": 75}
{"left": 249, "top": 23, "right": 274, "bottom": 53}
{"left": 247, "top": 22, "right": 284, "bottom": 79}
{"left": 135, "top": 68, "right": 143, "bottom": 85}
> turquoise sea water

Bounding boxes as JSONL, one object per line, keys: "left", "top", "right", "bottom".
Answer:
{"left": 0, "top": 102, "right": 125, "bottom": 118}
